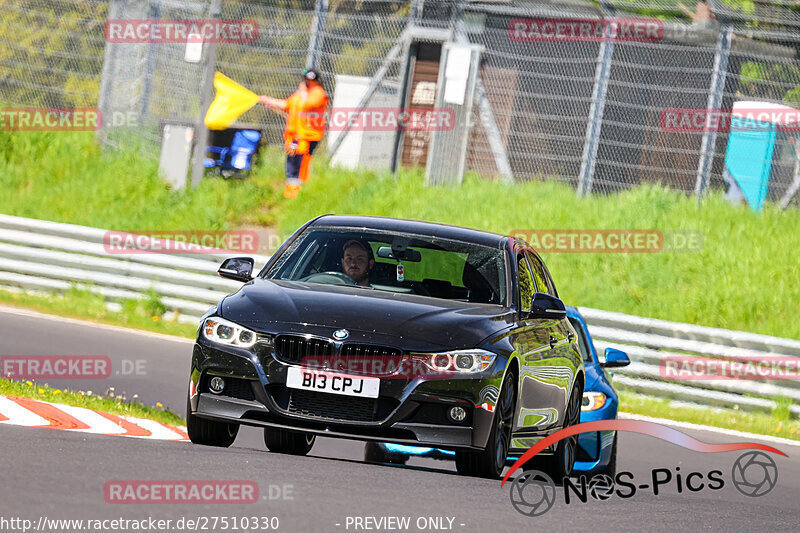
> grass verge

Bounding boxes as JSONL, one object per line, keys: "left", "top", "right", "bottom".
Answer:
{"left": 0, "top": 378, "right": 184, "bottom": 426}
{"left": 619, "top": 390, "right": 800, "bottom": 442}
{"left": 0, "top": 130, "right": 286, "bottom": 230}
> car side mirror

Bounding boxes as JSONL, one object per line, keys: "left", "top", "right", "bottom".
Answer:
{"left": 602, "top": 347, "right": 630, "bottom": 368}
{"left": 525, "top": 292, "right": 567, "bottom": 320}
{"left": 218, "top": 257, "right": 254, "bottom": 282}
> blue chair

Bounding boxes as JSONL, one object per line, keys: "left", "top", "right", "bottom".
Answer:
{"left": 204, "top": 129, "right": 261, "bottom": 175}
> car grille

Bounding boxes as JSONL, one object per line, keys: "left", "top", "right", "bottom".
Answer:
{"left": 341, "top": 344, "right": 402, "bottom": 357}
{"left": 275, "top": 335, "right": 333, "bottom": 363}
{"left": 287, "top": 389, "right": 377, "bottom": 422}
{"left": 339, "top": 344, "right": 403, "bottom": 376}
{"left": 273, "top": 336, "right": 403, "bottom": 369}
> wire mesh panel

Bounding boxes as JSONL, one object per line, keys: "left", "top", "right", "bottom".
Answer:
{"left": 0, "top": 0, "right": 107, "bottom": 108}
{"left": 98, "top": 0, "right": 210, "bottom": 149}
{"left": 425, "top": 42, "right": 482, "bottom": 185}
{"left": 592, "top": 34, "right": 717, "bottom": 193}
{"left": 3, "top": 0, "right": 800, "bottom": 207}
{"left": 465, "top": 6, "right": 601, "bottom": 186}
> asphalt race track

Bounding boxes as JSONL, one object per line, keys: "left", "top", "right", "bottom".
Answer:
{"left": 2, "top": 306, "right": 799, "bottom": 533}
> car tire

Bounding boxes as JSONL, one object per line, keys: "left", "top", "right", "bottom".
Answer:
{"left": 594, "top": 433, "right": 617, "bottom": 478}
{"left": 524, "top": 381, "right": 583, "bottom": 481}
{"left": 186, "top": 397, "right": 239, "bottom": 447}
{"left": 263, "top": 428, "right": 316, "bottom": 455}
{"left": 455, "top": 370, "right": 516, "bottom": 479}
{"left": 363, "top": 442, "right": 409, "bottom": 465}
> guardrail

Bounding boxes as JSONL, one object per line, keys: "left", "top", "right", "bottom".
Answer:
{"left": 0, "top": 214, "right": 271, "bottom": 323}
{"left": 579, "top": 308, "right": 800, "bottom": 416}
{"left": 1, "top": 214, "right": 797, "bottom": 417}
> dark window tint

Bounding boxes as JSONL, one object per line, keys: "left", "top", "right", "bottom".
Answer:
{"left": 568, "top": 317, "right": 593, "bottom": 362}
{"left": 526, "top": 252, "right": 556, "bottom": 296}
{"left": 517, "top": 255, "right": 534, "bottom": 310}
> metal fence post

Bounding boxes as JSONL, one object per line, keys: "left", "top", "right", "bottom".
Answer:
{"left": 390, "top": 0, "right": 424, "bottom": 175}
{"left": 139, "top": 0, "right": 159, "bottom": 123}
{"left": 453, "top": 5, "right": 514, "bottom": 184}
{"left": 189, "top": 0, "right": 222, "bottom": 188}
{"left": 577, "top": 2, "right": 615, "bottom": 198}
{"left": 305, "top": 0, "right": 328, "bottom": 70}
{"left": 694, "top": 23, "right": 733, "bottom": 200}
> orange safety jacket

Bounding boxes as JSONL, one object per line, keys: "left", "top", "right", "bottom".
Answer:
{"left": 277, "top": 83, "right": 329, "bottom": 143}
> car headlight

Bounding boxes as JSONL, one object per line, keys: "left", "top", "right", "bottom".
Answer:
{"left": 582, "top": 391, "right": 608, "bottom": 411}
{"left": 202, "top": 317, "right": 257, "bottom": 348}
{"left": 412, "top": 349, "right": 496, "bottom": 374}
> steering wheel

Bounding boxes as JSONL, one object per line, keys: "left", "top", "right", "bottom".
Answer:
{"left": 301, "top": 271, "right": 358, "bottom": 286}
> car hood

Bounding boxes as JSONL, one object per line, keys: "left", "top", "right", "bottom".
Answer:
{"left": 219, "top": 279, "right": 513, "bottom": 350}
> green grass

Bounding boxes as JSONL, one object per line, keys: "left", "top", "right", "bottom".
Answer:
{"left": 619, "top": 390, "right": 800, "bottom": 441}
{"left": 0, "top": 129, "right": 286, "bottom": 230}
{"left": 0, "top": 378, "right": 184, "bottom": 426}
{"left": 0, "top": 286, "right": 197, "bottom": 338}
{"left": 2, "top": 129, "right": 799, "bottom": 339}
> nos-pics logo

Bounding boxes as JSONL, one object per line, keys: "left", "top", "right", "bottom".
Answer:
{"left": 501, "top": 420, "right": 784, "bottom": 517}
{"left": 509, "top": 451, "right": 778, "bottom": 516}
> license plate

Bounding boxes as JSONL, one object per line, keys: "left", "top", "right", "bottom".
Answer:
{"left": 286, "top": 366, "right": 380, "bottom": 398}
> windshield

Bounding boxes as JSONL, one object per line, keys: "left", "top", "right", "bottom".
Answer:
{"left": 265, "top": 226, "right": 506, "bottom": 305}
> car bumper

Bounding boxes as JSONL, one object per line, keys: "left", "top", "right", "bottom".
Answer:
{"left": 573, "top": 405, "right": 617, "bottom": 474}
{"left": 188, "top": 341, "right": 504, "bottom": 451}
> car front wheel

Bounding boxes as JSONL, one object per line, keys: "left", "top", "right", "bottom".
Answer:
{"left": 186, "top": 398, "right": 239, "bottom": 447}
{"left": 455, "top": 371, "right": 516, "bottom": 479}
{"left": 524, "top": 381, "right": 582, "bottom": 481}
{"left": 263, "top": 428, "right": 316, "bottom": 455}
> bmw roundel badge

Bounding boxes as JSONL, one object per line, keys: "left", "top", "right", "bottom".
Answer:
{"left": 333, "top": 329, "right": 349, "bottom": 340}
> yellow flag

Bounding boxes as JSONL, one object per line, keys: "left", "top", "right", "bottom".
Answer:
{"left": 204, "top": 72, "right": 259, "bottom": 130}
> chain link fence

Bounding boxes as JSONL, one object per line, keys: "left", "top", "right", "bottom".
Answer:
{"left": 2, "top": 0, "right": 800, "bottom": 206}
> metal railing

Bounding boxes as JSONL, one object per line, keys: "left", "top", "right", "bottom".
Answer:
{"left": 0, "top": 213, "right": 270, "bottom": 322}
{"left": 581, "top": 307, "right": 800, "bottom": 416}
{"left": 1, "top": 213, "right": 797, "bottom": 416}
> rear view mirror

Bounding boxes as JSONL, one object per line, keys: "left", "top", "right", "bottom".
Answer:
{"left": 602, "top": 348, "right": 630, "bottom": 368}
{"left": 526, "top": 292, "right": 567, "bottom": 319}
{"left": 377, "top": 246, "right": 421, "bottom": 262}
{"left": 218, "top": 257, "right": 254, "bottom": 282}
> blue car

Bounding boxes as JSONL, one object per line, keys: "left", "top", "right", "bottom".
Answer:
{"left": 364, "top": 306, "right": 630, "bottom": 476}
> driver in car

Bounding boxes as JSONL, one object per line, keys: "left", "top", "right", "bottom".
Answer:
{"left": 341, "top": 239, "right": 374, "bottom": 286}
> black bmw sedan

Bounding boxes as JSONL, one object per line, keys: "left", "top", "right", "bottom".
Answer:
{"left": 187, "top": 215, "right": 584, "bottom": 479}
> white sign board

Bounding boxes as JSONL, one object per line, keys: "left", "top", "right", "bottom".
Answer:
{"left": 443, "top": 47, "right": 471, "bottom": 106}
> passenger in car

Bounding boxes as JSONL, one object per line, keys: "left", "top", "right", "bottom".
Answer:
{"left": 341, "top": 239, "right": 375, "bottom": 286}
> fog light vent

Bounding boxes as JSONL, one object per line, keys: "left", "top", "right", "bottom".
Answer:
{"left": 448, "top": 406, "right": 467, "bottom": 423}
{"left": 209, "top": 376, "right": 226, "bottom": 394}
